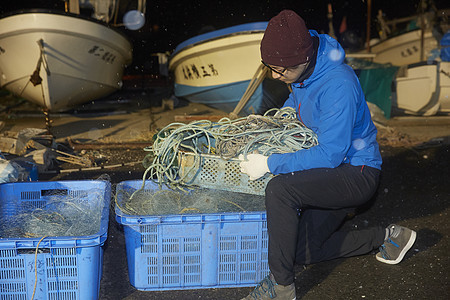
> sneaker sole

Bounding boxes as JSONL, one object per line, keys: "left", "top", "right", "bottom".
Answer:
{"left": 376, "top": 230, "right": 417, "bottom": 265}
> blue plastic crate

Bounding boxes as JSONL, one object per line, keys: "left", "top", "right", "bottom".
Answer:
{"left": 0, "top": 180, "right": 111, "bottom": 300}
{"left": 115, "top": 180, "right": 269, "bottom": 291}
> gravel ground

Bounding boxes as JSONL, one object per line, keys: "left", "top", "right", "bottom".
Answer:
{"left": 36, "top": 137, "right": 449, "bottom": 300}
{"left": 2, "top": 92, "right": 449, "bottom": 299}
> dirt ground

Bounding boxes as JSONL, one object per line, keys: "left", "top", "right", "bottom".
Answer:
{"left": 1, "top": 91, "right": 449, "bottom": 299}
{"left": 47, "top": 125, "right": 450, "bottom": 300}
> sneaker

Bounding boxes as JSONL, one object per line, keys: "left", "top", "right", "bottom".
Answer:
{"left": 241, "top": 273, "right": 296, "bottom": 300}
{"left": 376, "top": 224, "right": 417, "bottom": 265}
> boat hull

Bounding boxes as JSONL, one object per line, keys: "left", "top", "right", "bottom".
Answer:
{"left": 394, "top": 61, "right": 450, "bottom": 115}
{"left": 366, "top": 29, "right": 438, "bottom": 66}
{"left": 0, "top": 11, "right": 132, "bottom": 111}
{"left": 168, "top": 23, "right": 289, "bottom": 115}
{"left": 175, "top": 78, "right": 289, "bottom": 115}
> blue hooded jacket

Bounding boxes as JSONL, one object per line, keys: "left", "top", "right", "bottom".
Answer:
{"left": 267, "top": 31, "right": 382, "bottom": 174}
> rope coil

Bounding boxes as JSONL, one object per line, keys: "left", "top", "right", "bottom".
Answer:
{"left": 139, "top": 107, "right": 318, "bottom": 191}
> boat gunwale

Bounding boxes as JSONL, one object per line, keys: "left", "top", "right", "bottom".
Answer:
{"left": 170, "top": 22, "right": 268, "bottom": 57}
{"left": 0, "top": 9, "right": 132, "bottom": 45}
{"left": 370, "top": 28, "right": 435, "bottom": 50}
{"left": 168, "top": 37, "right": 263, "bottom": 71}
{"left": 0, "top": 27, "right": 132, "bottom": 63}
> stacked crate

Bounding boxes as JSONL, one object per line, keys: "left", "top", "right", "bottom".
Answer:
{"left": 0, "top": 180, "right": 111, "bottom": 300}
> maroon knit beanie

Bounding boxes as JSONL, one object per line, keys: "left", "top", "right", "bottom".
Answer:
{"left": 261, "top": 10, "right": 314, "bottom": 67}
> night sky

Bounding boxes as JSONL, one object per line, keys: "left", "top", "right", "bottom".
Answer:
{"left": 1, "top": 0, "right": 448, "bottom": 72}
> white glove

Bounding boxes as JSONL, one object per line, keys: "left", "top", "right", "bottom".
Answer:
{"left": 239, "top": 154, "right": 270, "bottom": 180}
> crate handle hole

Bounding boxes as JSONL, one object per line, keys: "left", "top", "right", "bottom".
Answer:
{"left": 41, "top": 189, "right": 68, "bottom": 196}
{"left": 17, "top": 248, "right": 50, "bottom": 254}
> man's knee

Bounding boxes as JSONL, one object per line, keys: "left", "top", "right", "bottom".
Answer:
{"left": 265, "top": 175, "right": 302, "bottom": 210}
{"left": 265, "top": 176, "right": 285, "bottom": 209}
{"left": 265, "top": 175, "right": 284, "bottom": 196}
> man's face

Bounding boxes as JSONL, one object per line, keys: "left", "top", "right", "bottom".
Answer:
{"left": 265, "top": 62, "right": 309, "bottom": 84}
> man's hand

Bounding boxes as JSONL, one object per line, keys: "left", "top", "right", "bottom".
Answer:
{"left": 239, "top": 154, "right": 270, "bottom": 180}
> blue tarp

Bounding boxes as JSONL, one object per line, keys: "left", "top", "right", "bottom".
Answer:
{"left": 440, "top": 30, "right": 450, "bottom": 62}
{"left": 0, "top": 153, "right": 38, "bottom": 183}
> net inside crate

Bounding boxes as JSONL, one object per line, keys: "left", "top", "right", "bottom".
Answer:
{"left": 115, "top": 180, "right": 269, "bottom": 291}
{"left": 0, "top": 181, "right": 109, "bottom": 238}
{"left": 179, "top": 151, "right": 273, "bottom": 196}
{"left": 0, "top": 180, "right": 111, "bottom": 300}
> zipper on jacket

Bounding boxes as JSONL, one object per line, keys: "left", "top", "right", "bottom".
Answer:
{"left": 298, "top": 103, "right": 303, "bottom": 123}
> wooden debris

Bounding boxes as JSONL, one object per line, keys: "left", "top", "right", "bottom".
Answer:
{"left": 0, "top": 136, "right": 17, "bottom": 154}
{"left": 54, "top": 149, "right": 93, "bottom": 167}
{"left": 174, "top": 115, "right": 227, "bottom": 122}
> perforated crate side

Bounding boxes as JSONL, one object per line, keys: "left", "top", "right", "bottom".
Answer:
{"left": 179, "top": 152, "right": 273, "bottom": 195}
{"left": 120, "top": 213, "right": 269, "bottom": 291}
{"left": 0, "top": 246, "right": 103, "bottom": 300}
{"left": 123, "top": 222, "right": 204, "bottom": 290}
{"left": 217, "top": 219, "right": 269, "bottom": 285}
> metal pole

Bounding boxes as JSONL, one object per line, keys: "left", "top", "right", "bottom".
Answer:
{"left": 328, "top": 3, "right": 336, "bottom": 39}
{"left": 420, "top": 0, "right": 425, "bottom": 61}
{"left": 366, "top": 0, "right": 372, "bottom": 52}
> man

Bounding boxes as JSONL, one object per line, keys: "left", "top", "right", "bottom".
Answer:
{"left": 240, "top": 10, "right": 416, "bottom": 300}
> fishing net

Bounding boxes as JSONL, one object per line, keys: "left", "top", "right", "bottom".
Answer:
{"left": 0, "top": 175, "right": 109, "bottom": 239}
{"left": 115, "top": 184, "right": 265, "bottom": 216}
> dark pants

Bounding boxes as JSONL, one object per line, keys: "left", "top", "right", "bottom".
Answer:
{"left": 265, "top": 163, "right": 385, "bottom": 285}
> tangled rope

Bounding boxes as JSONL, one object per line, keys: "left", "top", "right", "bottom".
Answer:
{"left": 215, "top": 108, "right": 317, "bottom": 159}
{"left": 136, "top": 107, "right": 317, "bottom": 192}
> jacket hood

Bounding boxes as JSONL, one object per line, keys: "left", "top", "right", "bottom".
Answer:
{"left": 293, "top": 30, "right": 346, "bottom": 88}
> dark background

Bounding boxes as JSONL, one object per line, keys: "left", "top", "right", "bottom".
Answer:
{"left": 1, "top": 0, "right": 448, "bottom": 73}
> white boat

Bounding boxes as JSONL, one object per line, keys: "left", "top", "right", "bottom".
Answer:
{"left": 0, "top": 10, "right": 132, "bottom": 112}
{"left": 394, "top": 61, "right": 450, "bottom": 115}
{"left": 168, "top": 22, "right": 289, "bottom": 116}
{"left": 355, "top": 4, "right": 449, "bottom": 66}
{"left": 368, "top": 29, "right": 438, "bottom": 66}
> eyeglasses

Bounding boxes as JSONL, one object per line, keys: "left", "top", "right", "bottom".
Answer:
{"left": 261, "top": 60, "right": 310, "bottom": 77}
{"left": 261, "top": 60, "right": 287, "bottom": 76}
